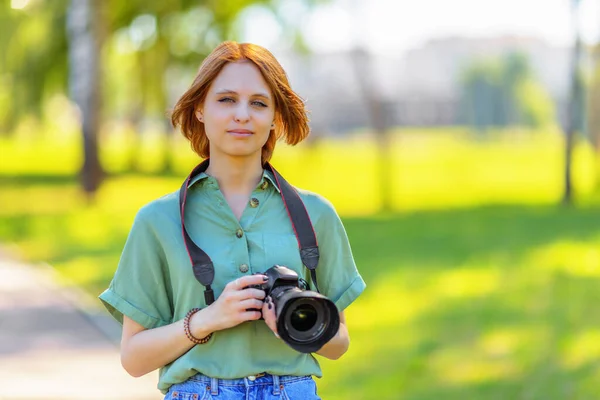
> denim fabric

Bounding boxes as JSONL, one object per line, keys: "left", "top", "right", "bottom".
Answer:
{"left": 164, "top": 374, "right": 320, "bottom": 400}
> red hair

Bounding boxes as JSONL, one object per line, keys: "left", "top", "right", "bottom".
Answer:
{"left": 171, "top": 41, "right": 310, "bottom": 164}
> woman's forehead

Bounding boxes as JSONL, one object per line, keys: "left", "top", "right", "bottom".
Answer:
{"left": 210, "top": 62, "right": 272, "bottom": 97}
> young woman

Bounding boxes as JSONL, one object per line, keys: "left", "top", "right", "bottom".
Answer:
{"left": 99, "top": 41, "right": 366, "bottom": 400}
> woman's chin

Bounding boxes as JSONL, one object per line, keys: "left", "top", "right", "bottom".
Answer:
{"left": 219, "top": 148, "right": 263, "bottom": 160}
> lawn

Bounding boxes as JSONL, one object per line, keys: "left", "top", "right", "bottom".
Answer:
{"left": 2, "top": 127, "right": 600, "bottom": 398}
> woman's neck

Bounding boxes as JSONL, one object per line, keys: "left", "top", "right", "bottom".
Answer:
{"left": 205, "top": 155, "right": 263, "bottom": 195}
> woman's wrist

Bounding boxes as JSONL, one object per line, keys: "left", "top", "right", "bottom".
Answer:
{"left": 189, "top": 307, "right": 216, "bottom": 340}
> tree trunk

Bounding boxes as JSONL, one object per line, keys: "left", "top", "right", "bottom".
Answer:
{"left": 350, "top": 47, "right": 394, "bottom": 212}
{"left": 67, "top": 0, "right": 104, "bottom": 198}
{"left": 563, "top": 0, "right": 583, "bottom": 206}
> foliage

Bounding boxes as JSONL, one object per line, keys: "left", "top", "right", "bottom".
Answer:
{"left": 0, "top": 1, "right": 69, "bottom": 133}
{"left": 0, "top": 0, "right": 314, "bottom": 134}
{"left": 460, "top": 52, "right": 557, "bottom": 132}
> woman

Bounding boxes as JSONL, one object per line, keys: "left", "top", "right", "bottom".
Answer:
{"left": 99, "top": 41, "right": 366, "bottom": 399}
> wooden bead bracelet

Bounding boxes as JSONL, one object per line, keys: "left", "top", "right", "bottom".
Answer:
{"left": 184, "top": 307, "right": 213, "bottom": 345}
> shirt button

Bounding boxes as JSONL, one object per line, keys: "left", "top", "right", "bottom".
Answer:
{"left": 249, "top": 198, "right": 259, "bottom": 208}
{"left": 260, "top": 181, "right": 269, "bottom": 190}
{"left": 248, "top": 375, "right": 256, "bottom": 381}
{"left": 235, "top": 229, "right": 243, "bottom": 238}
{"left": 239, "top": 264, "right": 249, "bottom": 273}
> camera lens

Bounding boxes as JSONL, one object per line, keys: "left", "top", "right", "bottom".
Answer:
{"left": 282, "top": 297, "right": 328, "bottom": 344}
{"left": 290, "top": 304, "right": 318, "bottom": 332}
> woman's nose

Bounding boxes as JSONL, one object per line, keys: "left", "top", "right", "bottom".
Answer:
{"left": 234, "top": 104, "right": 250, "bottom": 122}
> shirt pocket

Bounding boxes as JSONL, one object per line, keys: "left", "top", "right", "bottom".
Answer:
{"left": 261, "top": 233, "right": 303, "bottom": 273}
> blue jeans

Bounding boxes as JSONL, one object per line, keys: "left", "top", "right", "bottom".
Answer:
{"left": 164, "top": 373, "right": 321, "bottom": 400}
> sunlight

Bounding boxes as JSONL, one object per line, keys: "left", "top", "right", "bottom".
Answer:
{"left": 347, "top": 265, "right": 502, "bottom": 333}
{"left": 478, "top": 326, "right": 548, "bottom": 359}
{"left": 433, "top": 267, "right": 501, "bottom": 299}
{"left": 55, "top": 255, "right": 119, "bottom": 291}
{"left": 528, "top": 240, "right": 600, "bottom": 277}
{"left": 11, "top": 0, "right": 29, "bottom": 10}
{"left": 346, "top": 272, "right": 432, "bottom": 330}
{"left": 431, "top": 326, "right": 549, "bottom": 385}
{"left": 0, "top": 185, "right": 82, "bottom": 217}
{"left": 561, "top": 329, "right": 600, "bottom": 369}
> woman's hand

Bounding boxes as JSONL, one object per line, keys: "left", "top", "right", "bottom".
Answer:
{"left": 261, "top": 295, "right": 280, "bottom": 338}
{"left": 191, "top": 274, "right": 268, "bottom": 336}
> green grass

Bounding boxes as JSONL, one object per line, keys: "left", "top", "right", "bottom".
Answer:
{"left": 2, "top": 127, "right": 600, "bottom": 398}
{"left": 317, "top": 206, "right": 600, "bottom": 399}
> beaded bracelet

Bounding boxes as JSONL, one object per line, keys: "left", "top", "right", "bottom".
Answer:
{"left": 184, "top": 307, "right": 213, "bottom": 345}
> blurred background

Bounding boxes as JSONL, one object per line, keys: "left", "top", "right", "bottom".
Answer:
{"left": 1, "top": 0, "right": 600, "bottom": 398}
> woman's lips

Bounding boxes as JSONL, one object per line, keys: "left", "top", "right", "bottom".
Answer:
{"left": 227, "top": 130, "right": 253, "bottom": 137}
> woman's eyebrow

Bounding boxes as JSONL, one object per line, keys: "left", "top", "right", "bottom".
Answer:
{"left": 215, "top": 89, "right": 271, "bottom": 99}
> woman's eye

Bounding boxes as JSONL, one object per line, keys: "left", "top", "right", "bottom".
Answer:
{"left": 218, "top": 97, "right": 234, "bottom": 103}
{"left": 252, "top": 101, "right": 267, "bottom": 108}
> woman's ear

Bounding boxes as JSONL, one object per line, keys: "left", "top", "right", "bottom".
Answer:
{"left": 195, "top": 110, "right": 203, "bottom": 122}
{"left": 271, "top": 114, "right": 279, "bottom": 129}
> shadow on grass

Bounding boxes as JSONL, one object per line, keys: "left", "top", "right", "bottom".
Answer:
{"left": 316, "top": 205, "right": 600, "bottom": 399}
{"left": 0, "top": 170, "right": 184, "bottom": 186}
{"left": 344, "top": 204, "right": 600, "bottom": 283}
{"left": 320, "top": 271, "right": 600, "bottom": 399}
{"left": 0, "top": 174, "right": 79, "bottom": 185}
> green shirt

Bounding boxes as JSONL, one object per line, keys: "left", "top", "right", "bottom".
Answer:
{"left": 99, "top": 169, "right": 366, "bottom": 394}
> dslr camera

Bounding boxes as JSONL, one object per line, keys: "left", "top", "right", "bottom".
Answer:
{"left": 248, "top": 265, "right": 340, "bottom": 353}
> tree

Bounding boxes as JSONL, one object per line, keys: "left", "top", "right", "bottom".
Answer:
{"left": 67, "top": 0, "right": 104, "bottom": 197}
{"left": 350, "top": 47, "right": 394, "bottom": 212}
{"left": 459, "top": 52, "right": 555, "bottom": 133}
{"left": 3, "top": 1, "right": 318, "bottom": 194}
{"left": 589, "top": 44, "right": 600, "bottom": 155}
{"left": 563, "top": 0, "right": 585, "bottom": 205}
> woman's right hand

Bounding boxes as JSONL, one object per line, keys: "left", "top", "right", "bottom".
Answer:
{"left": 190, "top": 274, "right": 268, "bottom": 336}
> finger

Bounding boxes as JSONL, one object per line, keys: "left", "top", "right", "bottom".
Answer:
{"left": 262, "top": 297, "right": 279, "bottom": 337}
{"left": 239, "top": 298, "right": 264, "bottom": 311}
{"left": 238, "top": 288, "right": 266, "bottom": 301}
{"left": 232, "top": 274, "right": 269, "bottom": 290}
{"left": 240, "top": 310, "right": 262, "bottom": 321}
{"left": 225, "top": 278, "right": 240, "bottom": 292}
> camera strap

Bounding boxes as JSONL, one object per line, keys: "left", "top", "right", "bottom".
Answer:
{"left": 179, "top": 159, "right": 320, "bottom": 306}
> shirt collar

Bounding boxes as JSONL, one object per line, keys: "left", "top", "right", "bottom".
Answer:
{"left": 186, "top": 169, "right": 280, "bottom": 193}
{"left": 187, "top": 172, "right": 210, "bottom": 189}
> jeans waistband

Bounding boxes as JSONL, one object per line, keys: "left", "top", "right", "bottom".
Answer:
{"left": 186, "top": 373, "right": 312, "bottom": 396}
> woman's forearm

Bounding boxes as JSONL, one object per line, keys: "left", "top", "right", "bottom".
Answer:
{"left": 121, "top": 309, "right": 214, "bottom": 377}
{"left": 315, "top": 322, "right": 350, "bottom": 360}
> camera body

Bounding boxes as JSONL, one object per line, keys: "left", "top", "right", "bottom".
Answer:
{"left": 248, "top": 265, "right": 340, "bottom": 353}
{"left": 248, "top": 265, "right": 308, "bottom": 294}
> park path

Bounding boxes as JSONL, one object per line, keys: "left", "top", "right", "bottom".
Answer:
{"left": 0, "top": 248, "right": 162, "bottom": 400}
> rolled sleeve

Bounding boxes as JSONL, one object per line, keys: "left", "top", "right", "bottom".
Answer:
{"left": 311, "top": 196, "right": 366, "bottom": 312}
{"left": 98, "top": 206, "right": 173, "bottom": 329}
{"left": 332, "top": 274, "right": 367, "bottom": 312}
{"left": 99, "top": 287, "right": 170, "bottom": 328}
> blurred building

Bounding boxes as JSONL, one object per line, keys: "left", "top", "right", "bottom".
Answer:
{"left": 279, "top": 35, "right": 576, "bottom": 135}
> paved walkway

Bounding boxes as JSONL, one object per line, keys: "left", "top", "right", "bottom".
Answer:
{"left": 0, "top": 249, "right": 162, "bottom": 400}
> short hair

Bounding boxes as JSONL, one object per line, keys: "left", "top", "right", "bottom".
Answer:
{"left": 171, "top": 41, "right": 310, "bottom": 164}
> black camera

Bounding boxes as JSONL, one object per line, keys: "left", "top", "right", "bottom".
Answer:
{"left": 249, "top": 265, "right": 340, "bottom": 353}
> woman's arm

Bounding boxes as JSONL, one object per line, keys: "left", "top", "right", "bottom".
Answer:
{"left": 314, "top": 311, "right": 349, "bottom": 360}
{"left": 120, "top": 274, "right": 268, "bottom": 377}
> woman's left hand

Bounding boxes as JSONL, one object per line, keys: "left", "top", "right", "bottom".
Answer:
{"left": 261, "top": 296, "right": 280, "bottom": 339}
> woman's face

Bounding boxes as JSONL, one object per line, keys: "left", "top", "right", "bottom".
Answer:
{"left": 198, "top": 61, "right": 275, "bottom": 163}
